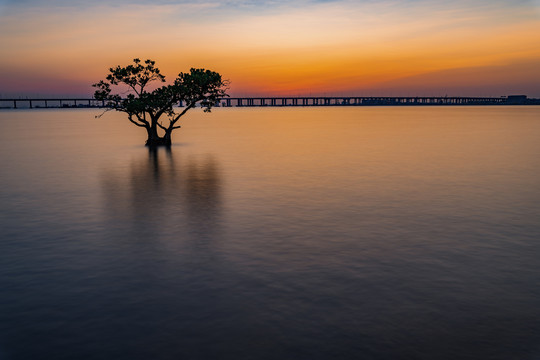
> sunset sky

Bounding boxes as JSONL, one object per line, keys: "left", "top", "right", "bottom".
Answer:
{"left": 1, "top": 0, "right": 539, "bottom": 97}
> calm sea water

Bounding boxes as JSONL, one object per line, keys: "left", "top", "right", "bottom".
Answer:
{"left": 1, "top": 106, "right": 539, "bottom": 360}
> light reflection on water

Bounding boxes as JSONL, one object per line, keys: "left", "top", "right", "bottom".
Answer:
{"left": 101, "top": 148, "right": 222, "bottom": 243}
{"left": 1, "top": 107, "right": 540, "bottom": 359}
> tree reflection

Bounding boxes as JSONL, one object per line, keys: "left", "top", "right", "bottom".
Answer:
{"left": 101, "top": 147, "right": 222, "bottom": 242}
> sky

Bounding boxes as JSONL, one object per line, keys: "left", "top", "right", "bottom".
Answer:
{"left": 1, "top": 0, "right": 539, "bottom": 97}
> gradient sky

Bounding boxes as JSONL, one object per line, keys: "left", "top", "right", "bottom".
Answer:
{"left": 1, "top": 0, "right": 539, "bottom": 97}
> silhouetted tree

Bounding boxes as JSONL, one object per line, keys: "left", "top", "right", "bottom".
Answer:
{"left": 93, "top": 58, "right": 228, "bottom": 147}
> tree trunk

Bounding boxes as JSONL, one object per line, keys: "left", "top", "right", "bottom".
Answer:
{"left": 163, "top": 129, "right": 173, "bottom": 146}
{"left": 145, "top": 125, "right": 172, "bottom": 147}
{"left": 145, "top": 137, "right": 171, "bottom": 147}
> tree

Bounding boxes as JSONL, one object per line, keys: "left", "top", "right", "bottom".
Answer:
{"left": 93, "top": 58, "right": 228, "bottom": 147}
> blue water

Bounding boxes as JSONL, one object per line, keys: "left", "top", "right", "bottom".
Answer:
{"left": 1, "top": 107, "right": 540, "bottom": 359}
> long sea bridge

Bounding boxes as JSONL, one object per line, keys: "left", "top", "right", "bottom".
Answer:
{"left": 1, "top": 95, "right": 536, "bottom": 109}
{"left": 218, "top": 96, "right": 510, "bottom": 107}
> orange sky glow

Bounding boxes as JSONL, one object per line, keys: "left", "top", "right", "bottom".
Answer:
{"left": 1, "top": 0, "right": 539, "bottom": 97}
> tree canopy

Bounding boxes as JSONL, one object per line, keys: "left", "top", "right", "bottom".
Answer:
{"left": 93, "top": 58, "right": 228, "bottom": 147}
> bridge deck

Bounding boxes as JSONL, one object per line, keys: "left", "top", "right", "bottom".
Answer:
{"left": 1, "top": 96, "right": 534, "bottom": 109}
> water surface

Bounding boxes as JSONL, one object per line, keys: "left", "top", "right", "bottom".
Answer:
{"left": 1, "top": 107, "right": 540, "bottom": 359}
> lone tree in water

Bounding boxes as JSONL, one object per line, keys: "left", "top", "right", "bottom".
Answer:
{"left": 93, "top": 58, "right": 228, "bottom": 147}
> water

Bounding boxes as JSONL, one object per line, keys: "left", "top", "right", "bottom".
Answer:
{"left": 1, "top": 106, "right": 539, "bottom": 359}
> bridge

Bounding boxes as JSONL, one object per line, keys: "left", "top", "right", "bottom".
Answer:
{"left": 218, "top": 96, "right": 509, "bottom": 107}
{"left": 0, "top": 95, "right": 536, "bottom": 109}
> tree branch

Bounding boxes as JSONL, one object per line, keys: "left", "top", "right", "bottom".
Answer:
{"left": 94, "top": 107, "right": 113, "bottom": 119}
{"left": 135, "top": 113, "right": 150, "bottom": 126}
{"left": 157, "top": 122, "right": 168, "bottom": 131}
{"left": 128, "top": 114, "right": 148, "bottom": 128}
{"left": 168, "top": 102, "right": 195, "bottom": 130}
{"left": 153, "top": 98, "right": 178, "bottom": 122}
